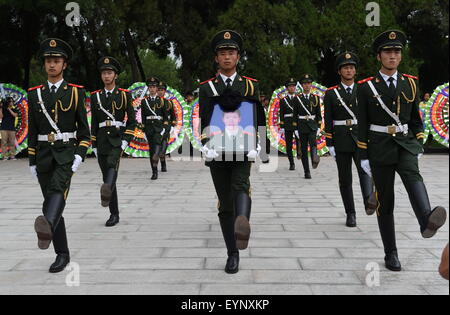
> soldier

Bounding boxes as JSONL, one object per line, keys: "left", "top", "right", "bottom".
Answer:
{"left": 324, "top": 52, "right": 377, "bottom": 228}
{"left": 297, "top": 74, "right": 322, "bottom": 179}
{"left": 358, "top": 30, "right": 447, "bottom": 271}
{"left": 28, "top": 38, "right": 90, "bottom": 273}
{"left": 141, "top": 77, "right": 169, "bottom": 180}
{"left": 279, "top": 78, "right": 299, "bottom": 170}
{"left": 199, "top": 30, "right": 266, "bottom": 274}
{"left": 90, "top": 57, "right": 136, "bottom": 227}
{"left": 157, "top": 81, "right": 176, "bottom": 173}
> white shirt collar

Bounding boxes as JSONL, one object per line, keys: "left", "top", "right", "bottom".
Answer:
{"left": 341, "top": 82, "right": 355, "bottom": 91}
{"left": 105, "top": 87, "right": 116, "bottom": 94}
{"left": 379, "top": 71, "right": 398, "bottom": 85}
{"left": 149, "top": 94, "right": 158, "bottom": 100}
{"left": 47, "top": 79, "right": 64, "bottom": 91}
{"left": 220, "top": 72, "right": 238, "bottom": 85}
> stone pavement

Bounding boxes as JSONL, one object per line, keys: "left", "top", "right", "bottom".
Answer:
{"left": 0, "top": 153, "right": 448, "bottom": 295}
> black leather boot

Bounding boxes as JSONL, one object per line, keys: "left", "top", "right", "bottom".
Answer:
{"left": 288, "top": 156, "right": 295, "bottom": 171}
{"left": 225, "top": 252, "right": 240, "bottom": 274}
{"left": 106, "top": 189, "right": 120, "bottom": 227}
{"left": 161, "top": 159, "right": 167, "bottom": 172}
{"left": 101, "top": 168, "right": 117, "bottom": 207}
{"left": 234, "top": 192, "right": 252, "bottom": 250}
{"left": 151, "top": 166, "right": 158, "bottom": 180}
{"left": 405, "top": 181, "right": 447, "bottom": 238}
{"left": 340, "top": 185, "right": 356, "bottom": 227}
{"left": 219, "top": 216, "right": 239, "bottom": 274}
{"left": 359, "top": 172, "right": 377, "bottom": 215}
{"left": 49, "top": 253, "right": 70, "bottom": 273}
{"left": 301, "top": 155, "right": 311, "bottom": 179}
{"left": 34, "top": 194, "right": 65, "bottom": 250}
{"left": 311, "top": 146, "right": 320, "bottom": 169}
{"left": 377, "top": 214, "right": 401, "bottom": 271}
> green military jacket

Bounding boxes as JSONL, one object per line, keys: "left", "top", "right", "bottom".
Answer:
{"left": 140, "top": 95, "right": 169, "bottom": 138}
{"left": 90, "top": 87, "right": 136, "bottom": 154}
{"left": 357, "top": 72, "right": 424, "bottom": 165}
{"left": 27, "top": 81, "right": 91, "bottom": 172}
{"left": 324, "top": 83, "right": 359, "bottom": 152}
{"left": 199, "top": 74, "right": 263, "bottom": 166}
{"left": 296, "top": 93, "right": 322, "bottom": 134}
{"left": 279, "top": 94, "right": 299, "bottom": 131}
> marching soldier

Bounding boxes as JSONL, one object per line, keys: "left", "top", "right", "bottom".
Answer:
{"left": 297, "top": 74, "right": 322, "bottom": 179}
{"left": 157, "top": 81, "right": 176, "bottom": 173}
{"left": 199, "top": 30, "right": 266, "bottom": 274}
{"left": 279, "top": 78, "right": 299, "bottom": 170}
{"left": 90, "top": 57, "right": 136, "bottom": 227}
{"left": 324, "top": 52, "right": 377, "bottom": 228}
{"left": 28, "top": 38, "right": 90, "bottom": 273}
{"left": 358, "top": 30, "right": 447, "bottom": 271}
{"left": 141, "top": 77, "right": 169, "bottom": 180}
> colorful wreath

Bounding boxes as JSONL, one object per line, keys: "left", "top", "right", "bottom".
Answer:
{"left": 126, "top": 83, "right": 186, "bottom": 157}
{"left": 0, "top": 83, "right": 28, "bottom": 158}
{"left": 186, "top": 98, "right": 203, "bottom": 151}
{"left": 425, "top": 83, "right": 449, "bottom": 148}
{"left": 267, "top": 82, "right": 329, "bottom": 156}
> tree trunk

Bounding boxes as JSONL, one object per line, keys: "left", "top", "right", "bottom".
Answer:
{"left": 124, "top": 28, "right": 141, "bottom": 83}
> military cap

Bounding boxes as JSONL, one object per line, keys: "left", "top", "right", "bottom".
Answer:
{"left": 285, "top": 78, "right": 297, "bottom": 87}
{"left": 39, "top": 38, "right": 73, "bottom": 60}
{"left": 211, "top": 30, "right": 243, "bottom": 52}
{"left": 157, "top": 82, "right": 167, "bottom": 90}
{"left": 335, "top": 52, "right": 360, "bottom": 71}
{"left": 97, "top": 56, "right": 122, "bottom": 74}
{"left": 299, "top": 74, "right": 313, "bottom": 84}
{"left": 373, "top": 30, "right": 407, "bottom": 53}
{"left": 146, "top": 77, "right": 160, "bottom": 86}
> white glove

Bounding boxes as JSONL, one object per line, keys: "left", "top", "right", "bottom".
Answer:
{"left": 316, "top": 128, "right": 322, "bottom": 137}
{"left": 294, "top": 130, "right": 299, "bottom": 139}
{"left": 328, "top": 146, "right": 336, "bottom": 160}
{"left": 71, "top": 155, "right": 83, "bottom": 173}
{"left": 121, "top": 140, "right": 128, "bottom": 151}
{"left": 92, "top": 148, "right": 97, "bottom": 158}
{"left": 280, "top": 128, "right": 285, "bottom": 135}
{"left": 30, "top": 165, "right": 37, "bottom": 178}
{"left": 418, "top": 153, "right": 423, "bottom": 160}
{"left": 160, "top": 129, "right": 166, "bottom": 136}
{"left": 247, "top": 144, "right": 261, "bottom": 159}
{"left": 203, "top": 147, "right": 219, "bottom": 159}
{"left": 170, "top": 126, "right": 175, "bottom": 135}
{"left": 361, "top": 159, "right": 372, "bottom": 177}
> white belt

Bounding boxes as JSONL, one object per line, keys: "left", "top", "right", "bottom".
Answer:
{"left": 38, "top": 132, "right": 75, "bottom": 143}
{"left": 146, "top": 116, "right": 162, "bottom": 121}
{"left": 99, "top": 121, "right": 125, "bottom": 128}
{"left": 299, "top": 115, "right": 316, "bottom": 120}
{"left": 370, "top": 124, "right": 409, "bottom": 135}
{"left": 334, "top": 119, "right": 358, "bottom": 126}
{"left": 284, "top": 114, "right": 294, "bottom": 118}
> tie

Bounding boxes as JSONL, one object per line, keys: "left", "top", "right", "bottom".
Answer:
{"left": 51, "top": 85, "right": 57, "bottom": 94}
{"left": 388, "top": 77, "right": 396, "bottom": 98}
{"left": 346, "top": 88, "right": 352, "bottom": 95}
{"left": 226, "top": 78, "right": 232, "bottom": 88}
{"left": 107, "top": 92, "right": 112, "bottom": 99}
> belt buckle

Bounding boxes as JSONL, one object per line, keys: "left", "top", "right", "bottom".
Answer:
{"left": 387, "top": 125, "right": 397, "bottom": 135}
{"left": 106, "top": 120, "right": 112, "bottom": 127}
{"left": 306, "top": 116, "right": 310, "bottom": 121}
{"left": 346, "top": 119, "right": 353, "bottom": 127}
{"left": 48, "top": 133, "right": 56, "bottom": 143}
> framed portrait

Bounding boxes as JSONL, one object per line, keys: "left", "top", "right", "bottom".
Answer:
{"left": 205, "top": 101, "right": 257, "bottom": 158}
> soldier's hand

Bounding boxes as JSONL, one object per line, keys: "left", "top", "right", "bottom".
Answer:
{"left": 361, "top": 159, "right": 372, "bottom": 177}
{"left": 71, "top": 155, "right": 83, "bottom": 173}
{"left": 160, "top": 129, "right": 166, "bottom": 136}
{"left": 294, "top": 130, "right": 299, "bottom": 139}
{"left": 328, "top": 146, "right": 336, "bottom": 160}
{"left": 418, "top": 153, "right": 423, "bottom": 160}
{"left": 202, "top": 147, "right": 219, "bottom": 159}
{"left": 170, "top": 126, "right": 175, "bottom": 136}
{"left": 247, "top": 143, "right": 261, "bottom": 159}
{"left": 121, "top": 140, "right": 128, "bottom": 151}
{"left": 316, "top": 128, "right": 322, "bottom": 137}
{"left": 30, "top": 165, "right": 37, "bottom": 178}
{"left": 92, "top": 148, "right": 98, "bottom": 158}
{"left": 279, "top": 128, "right": 285, "bottom": 136}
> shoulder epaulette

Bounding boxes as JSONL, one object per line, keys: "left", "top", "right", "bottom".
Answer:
{"left": 403, "top": 74, "right": 418, "bottom": 80}
{"left": 243, "top": 76, "right": 258, "bottom": 82}
{"left": 28, "top": 85, "right": 44, "bottom": 92}
{"left": 68, "top": 83, "right": 84, "bottom": 89}
{"left": 90, "top": 90, "right": 101, "bottom": 95}
{"left": 119, "top": 88, "right": 130, "bottom": 92}
{"left": 327, "top": 85, "right": 338, "bottom": 91}
{"left": 357, "top": 77, "right": 374, "bottom": 84}
{"left": 200, "top": 77, "right": 216, "bottom": 85}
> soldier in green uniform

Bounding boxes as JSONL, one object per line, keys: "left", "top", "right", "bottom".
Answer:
{"left": 297, "top": 74, "right": 322, "bottom": 179}
{"left": 358, "top": 30, "right": 447, "bottom": 271}
{"left": 279, "top": 78, "right": 299, "bottom": 170}
{"left": 199, "top": 30, "right": 266, "bottom": 274}
{"left": 141, "top": 77, "right": 169, "bottom": 180}
{"left": 28, "top": 38, "right": 90, "bottom": 273}
{"left": 90, "top": 57, "right": 136, "bottom": 227}
{"left": 157, "top": 81, "right": 176, "bottom": 173}
{"left": 324, "top": 52, "right": 377, "bottom": 228}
